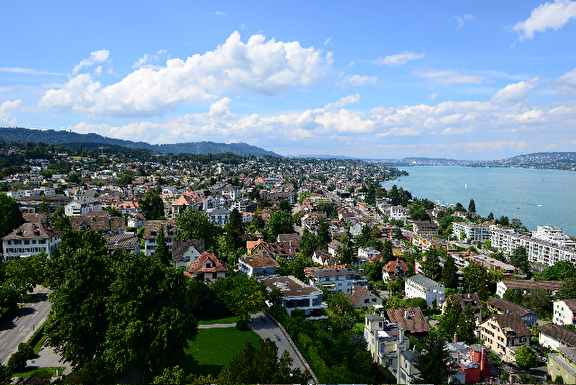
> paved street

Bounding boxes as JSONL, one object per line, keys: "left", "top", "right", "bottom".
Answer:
{"left": 0, "top": 286, "right": 51, "bottom": 365}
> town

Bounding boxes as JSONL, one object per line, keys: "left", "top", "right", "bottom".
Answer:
{"left": 1, "top": 142, "right": 576, "bottom": 384}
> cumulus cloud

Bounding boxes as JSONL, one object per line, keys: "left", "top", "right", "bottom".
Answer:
{"left": 40, "top": 32, "right": 333, "bottom": 118}
{"left": 454, "top": 14, "right": 474, "bottom": 28}
{"left": 492, "top": 77, "right": 539, "bottom": 104}
{"left": 72, "top": 50, "right": 110, "bottom": 75}
{"left": 514, "top": 0, "right": 576, "bottom": 40}
{"left": 375, "top": 52, "right": 425, "bottom": 66}
{"left": 339, "top": 75, "right": 377, "bottom": 87}
{"left": 324, "top": 94, "right": 361, "bottom": 110}
{"left": 555, "top": 67, "right": 576, "bottom": 93}
{"left": 0, "top": 99, "right": 22, "bottom": 126}
{"left": 413, "top": 70, "right": 488, "bottom": 84}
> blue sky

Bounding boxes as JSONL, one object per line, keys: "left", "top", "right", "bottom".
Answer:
{"left": 1, "top": 1, "right": 576, "bottom": 160}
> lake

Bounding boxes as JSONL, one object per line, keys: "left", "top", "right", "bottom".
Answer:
{"left": 381, "top": 166, "right": 576, "bottom": 237}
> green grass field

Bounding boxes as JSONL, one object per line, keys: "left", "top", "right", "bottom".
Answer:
{"left": 197, "top": 315, "right": 240, "bottom": 325}
{"left": 181, "top": 327, "right": 261, "bottom": 377}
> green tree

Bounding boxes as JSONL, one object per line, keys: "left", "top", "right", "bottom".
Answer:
{"left": 414, "top": 331, "right": 456, "bottom": 384}
{"left": 439, "top": 297, "right": 461, "bottom": 338}
{"left": 421, "top": 248, "right": 442, "bottom": 280}
{"left": 152, "top": 227, "right": 171, "bottom": 265}
{"left": 457, "top": 305, "right": 477, "bottom": 345}
{"left": 510, "top": 246, "right": 530, "bottom": 274}
{"left": 387, "top": 276, "right": 405, "bottom": 297}
{"left": 462, "top": 262, "right": 489, "bottom": 300}
{"left": 252, "top": 214, "right": 265, "bottom": 229}
{"left": 468, "top": 199, "right": 476, "bottom": 213}
{"left": 279, "top": 199, "right": 291, "bottom": 212}
{"left": 267, "top": 209, "right": 294, "bottom": 237}
{"left": 558, "top": 277, "right": 576, "bottom": 300}
{"left": 0, "top": 362, "right": 10, "bottom": 384}
{"left": 441, "top": 254, "right": 458, "bottom": 289}
{"left": 226, "top": 274, "right": 267, "bottom": 321}
{"left": 218, "top": 338, "right": 311, "bottom": 384}
{"left": 176, "top": 208, "right": 221, "bottom": 250}
{"left": 138, "top": 190, "right": 164, "bottom": 220}
{"left": 544, "top": 260, "right": 576, "bottom": 281}
{"left": 381, "top": 240, "right": 394, "bottom": 263}
{"left": 47, "top": 206, "right": 71, "bottom": 231}
{"left": 515, "top": 345, "right": 537, "bottom": 369}
{"left": 523, "top": 286, "right": 550, "bottom": 315}
{"left": 327, "top": 291, "right": 354, "bottom": 317}
{"left": 0, "top": 193, "right": 25, "bottom": 239}
{"left": 152, "top": 365, "right": 187, "bottom": 385}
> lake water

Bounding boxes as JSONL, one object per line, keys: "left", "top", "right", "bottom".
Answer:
{"left": 381, "top": 166, "right": 576, "bottom": 237}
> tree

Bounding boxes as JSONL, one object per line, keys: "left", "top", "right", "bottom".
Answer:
{"left": 439, "top": 297, "right": 461, "bottom": 338}
{"left": 252, "top": 214, "right": 265, "bottom": 229}
{"left": 176, "top": 208, "right": 221, "bottom": 250}
{"left": 413, "top": 331, "right": 456, "bottom": 384}
{"left": 462, "top": 262, "right": 489, "bottom": 300}
{"left": 0, "top": 362, "right": 10, "bottom": 384}
{"left": 381, "top": 240, "right": 394, "bottom": 263}
{"left": 510, "top": 246, "right": 530, "bottom": 274}
{"left": 138, "top": 190, "right": 164, "bottom": 220}
{"left": 327, "top": 292, "right": 354, "bottom": 317}
{"left": 152, "top": 366, "right": 187, "bottom": 385}
{"left": 457, "top": 305, "right": 477, "bottom": 345}
{"left": 441, "top": 254, "right": 458, "bottom": 289}
{"left": 267, "top": 209, "right": 294, "bottom": 237}
{"left": 0, "top": 193, "right": 25, "bottom": 239}
{"left": 279, "top": 199, "right": 291, "bottom": 212}
{"left": 558, "top": 277, "right": 576, "bottom": 300}
{"left": 224, "top": 208, "right": 245, "bottom": 251}
{"left": 317, "top": 217, "right": 331, "bottom": 246}
{"left": 544, "top": 260, "right": 576, "bottom": 281}
{"left": 421, "top": 248, "right": 442, "bottom": 280}
{"left": 47, "top": 206, "right": 71, "bottom": 231}
{"left": 152, "top": 227, "right": 171, "bottom": 265}
{"left": 218, "top": 338, "right": 311, "bottom": 384}
{"left": 468, "top": 199, "right": 476, "bottom": 213}
{"left": 515, "top": 345, "right": 537, "bottom": 369}
{"left": 225, "top": 274, "right": 267, "bottom": 321}
{"left": 523, "top": 287, "right": 550, "bottom": 315}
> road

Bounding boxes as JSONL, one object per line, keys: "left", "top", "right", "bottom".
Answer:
{"left": 0, "top": 286, "right": 51, "bottom": 365}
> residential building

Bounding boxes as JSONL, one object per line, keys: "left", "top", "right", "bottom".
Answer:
{"left": 397, "top": 349, "right": 421, "bottom": 385}
{"left": 467, "top": 255, "right": 516, "bottom": 278}
{"left": 547, "top": 347, "right": 576, "bottom": 384}
{"left": 382, "top": 258, "right": 409, "bottom": 282}
{"left": 267, "top": 241, "right": 301, "bottom": 261}
{"left": 208, "top": 207, "right": 230, "bottom": 226}
{"left": 127, "top": 212, "right": 146, "bottom": 228}
{"left": 262, "top": 275, "right": 328, "bottom": 320}
{"left": 187, "top": 251, "right": 227, "bottom": 283}
{"left": 532, "top": 225, "right": 576, "bottom": 248}
{"left": 412, "top": 221, "right": 439, "bottom": 237}
{"left": 306, "top": 266, "right": 366, "bottom": 295}
{"left": 404, "top": 274, "right": 445, "bottom": 308}
{"left": 143, "top": 220, "right": 177, "bottom": 256}
{"left": 350, "top": 285, "right": 382, "bottom": 308}
{"left": 445, "top": 340, "right": 499, "bottom": 384}
{"left": 311, "top": 249, "right": 338, "bottom": 266}
{"left": 539, "top": 323, "right": 576, "bottom": 350}
{"left": 358, "top": 247, "right": 380, "bottom": 261}
{"left": 553, "top": 299, "right": 576, "bottom": 326}
{"left": 231, "top": 197, "right": 256, "bottom": 213}
{"left": 103, "top": 233, "right": 139, "bottom": 255}
{"left": 486, "top": 298, "right": 537, "bottom": 327}
{"left": 444, "top": 293, "right": 484, "bottom": 324}
{"left": 386, "top": 307, "right": 431, "bottom": 337}
{"left": 2, "top": 223, "right": 61, "bottom": 261}
{"left": 495, "top": 280, "right": 563, "bottom": 298}
{"left": 364, "top": 314, "right": 410, "bottom": 370}
{"left": 172, "top": 239, "right": 204, "bottom": 271}
{"left": 69, "top": 215, "right": 126, "bottom": 234}
{"left": 452, "top": 222, "right": 491, "bottom": 243}
{"left": 238, "top": 253, "right": 279, "bottom": 277}
{"left": 479, "top": 313, "right": 531, "bottom": 362}
{"left": 64, "top": 197, "right": 102, "bottom": 217}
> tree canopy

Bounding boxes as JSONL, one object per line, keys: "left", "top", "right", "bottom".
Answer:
{"left": 137, "top": 190, "right": 164, "bottom": 220}
{"left": 175, "top": 208, "right": 221, "bottom": 250}
{"left": 0, "top": 192, "right": 25, "bottom": 239}
{"left": 414, "top": 331, "right": 456, "bottom": 384}
{"left": 543, "top": 260, "right": 576, "bottom": 280}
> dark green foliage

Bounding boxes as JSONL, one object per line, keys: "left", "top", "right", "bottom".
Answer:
{"left": 468, "top": 199, "right": 476, "bottom": 213}
{"left": 0, "top": 193, "right": 25, "bottom": 239}
{"left": 413, "top": 331, "right": 456, "bottom": 384}
{"left": 317, "top": 217, "right": 331, "bottom": 246}
{"left": 0, "top": 362, "right": 10, "bottom": 384}
{"left": 18, "top": 342, "right": 35, "bottom": 359}
{"left": 236, "top": 319, "right": 248, "bottom": 331}
{"left": 510, "top": 246, "right": 530, "bottom": 274}
{"left": 523, "top": 286, "right": 550, "bottom": 315}
{"left": 514, "top": 345, "right": 537, "bottom": 369}
{"left": 138, "top": 190, "right": 164, "bottom": 220}
{"left": 278, "top": 199, "right": 291, "bottom": 212}
{"left": 544, "top": 260, "right": 576, "bottom": 280}
{"left": 251, "top": 214, "right": 265, "bottom": 229}
{"left": 558, "top": 277, "right": 576, "bottom": 300}
{"left": 7, "top": 350, "right": 27, "bottom": 373}
{"left": 462, "top": 262, "right": 489, "bottom": 300}
{"left": 152, "top": 227, "right": 171, "bottom": 265}
{"left": 421, "top": 248, "right": 442, "bottom": 280}
{"left": 441, "top": 254, "right": 458, "bottom": 289}
{"left": 267, "top": 209, "right": 294, "bottom": 237}
{"left": 176, "top": 208, "right": 221, "bottom": 250}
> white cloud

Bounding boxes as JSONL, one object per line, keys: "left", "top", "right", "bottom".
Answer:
{"left": 514, "top": 0, "right": 576, "bottom": 40}
{"left": 429, "top": 93, "right": 438, "bottom": 102}
{"left": 375, "top": 52, "right": 425, "bottom": 66}
{"left": 214, "top": 11, "right": 226, "bottom": 16}
{"left": 413, "top": 70, "right": 488, "bottom": 84}
{"left": 492, "top": 77, "right": 539, "bottom": 104}
{"left": 324, "top": 94, "right": 361, "bottom": 110}
{"left": 72, "top": 50, "right": 110, "bottom": 75}
{"left": 324, "top": 37, "right": 331, "bottom": 46}
{"left": 454, "top": 14, "right": 475, "bottom": 28}
{"left": 40, "top": 31, "right": 333, "bottom": 118}
{"left": 555, "top": 67, "right": 576, "bottom": 93}
{"left": 0, "top": 67, "right": 63, "bottom": 76}
{"left": 339, "top": 75, "right": 377, "bottom": 87}
{"left": 0, "top": 99, "right": 22, "bottom": 126}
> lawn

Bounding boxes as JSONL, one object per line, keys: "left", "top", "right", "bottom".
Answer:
{"left": 181, "top": 327, "right": 261, "bottom": 377}
{"left": 11, "top": 367, "right": 65, "bottom": 380}
{"left": 197, "top": 315, "right": 240, "bottom": 325}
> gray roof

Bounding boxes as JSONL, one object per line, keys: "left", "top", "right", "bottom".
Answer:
{"left": 407, "top": 274, "right": 443, "bottom": 290}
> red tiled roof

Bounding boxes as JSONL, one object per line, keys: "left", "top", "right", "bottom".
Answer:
{"left": 188, "top": 251, "right": 227, "bottom": 274}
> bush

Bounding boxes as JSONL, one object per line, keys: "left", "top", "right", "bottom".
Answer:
{"left": 18, "top": 342, "right": 35, "bottom": 359}
{"left": 7, "top": 350, "right": 27, "bottom": 373}
{"left": 236, "top": 319, "right": 248, "bottom": 331}
{"left": 555, "top": 375, "right": 564, "bottom": 384}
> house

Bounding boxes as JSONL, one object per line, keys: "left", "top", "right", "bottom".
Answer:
{"left": 547, "top": 347, "right": 576, "bottom": 384}
{"left": 103, "top": 233, "right": 140, "bottom": 255}
{"left": 306, "top": 266, "right": 366, "bottom": 295}
{"left": 486, "top": 298, "right": 537, "bottom": 327}
{"left": 382, "top": 258, "right": 409, "bottom": 282}
{"left": 445, "top": 293, "right": 484, "bottom": 324}
{"left": 553, "top": 299, "right": 576, "bottom": 326}
{"left": 479, "top": 313, "right": 531, "bottom": 362}
{"left": 64, "top": 197, "right": 102, "bottom": 217}
{"left": 495, "top": 279, "right": 563, "bottom": 298}
{"left": 187, "top": 251, "right": 227, "bottom": 283}
{"left": 209, "top": 207, "right": 230, "bottom": 227}
{"left": 231, "top": 197, "right": 256, "bottom": 213}
{"left": 358, "top": 247, "right": 380, "bottom": 261}
{"left": 221, "top": 185, "right": 241, "bottom": 201}
{"left": 277, "top": 233, "right": 301, "bottom": 243}
{"left": 404, "top": 274, "right": 445, "bottom": 308}
{"left": 467, "top": 255, "right": 516, "bottom": 278}
{"left": 238, "top": 253, "right": 279, "bottom": 277}
{"left": 311, "top": 249, "right": 339, "bottom": 266}
{"left": 246, "top": 239, "right": 269, "bottom": 256}
{"left": 349, "top": 221, "right": 363, "bottom": 236}
{"left": 388, "top": 205, "right": 408, "bottom": 223}
{"left": 172, "top": 239, "right": 205, "bottom": 271}
{"left": 262, "top": 275, "right": 328, "bottom": 320}
{"left": 116, "top": 200, "right": 139, "bottom": 215}
{"left": 412, "top": 221, "right": 439, "bottom": 236}
{"left": 445, "top": 339, "right": 499, "bottom": 384}
{"left": 327, "top": 240, "right": 344, "bottom": 257}
{"left": 267, "top": 241, "right": 301, "bottom": 261}
{"left": 397, "top": 349, "right": 421, "bottom": 385}
{"left": 2, "top": 223, "right": 61, "bottom": 261}
{"left": 364, "top": 314, "right": 410, "bottom": 370}
{"left": 143, "top": 220, "right": 177, "bottom": 256}
{"left": 127, "top": 212, "right": 146, "bottom": 228}
{"left": 69, "top": 215, "right": 126, "bottom": 234}
{"left": 386, "top": 307, "right": 431, "bottom": 337}
{"left": 350, "top": 285, "right": 382, "bottom": 308}
{"left": 451, "top": 222, "right": 491, "bottom": 243}
{"left": 539, "top": 323, "right": 576, "bottom": 350}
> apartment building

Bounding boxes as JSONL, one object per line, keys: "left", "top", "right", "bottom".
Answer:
{"left": 452, "top": 222, "right": 491, "bottom": 243}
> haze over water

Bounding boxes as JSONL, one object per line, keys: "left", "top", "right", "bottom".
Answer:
{"left": 381, "top": 166, "right": 576, "bottom": 238}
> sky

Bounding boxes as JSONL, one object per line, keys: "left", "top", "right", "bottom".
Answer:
{"left": 1, "top": 1, "right": 576, "bottom": 160}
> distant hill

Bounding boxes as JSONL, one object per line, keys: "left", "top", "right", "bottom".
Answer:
{"left": 0, "top": 127, "right": 279, "bottom": 157}
{"left": 473, "top": 152, "right": 576, "bottom": 171}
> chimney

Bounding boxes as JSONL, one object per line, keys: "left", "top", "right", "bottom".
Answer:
{"left": 405, "top": 310, "right": 408, "bottom": 319}
{"left": 456, "top": 352, "right": 459, "bottom": 362}
{"left": 454, "top": 332, "right": 458, "bottom": 343}
{"left": 509, "top": 373, "right": 514, "bottom": 384}
{"left": 480, "top": 347, "right": 486, "bottom": 372}
{"left": 489, "top": 379, "right": 493, "bottom": 385}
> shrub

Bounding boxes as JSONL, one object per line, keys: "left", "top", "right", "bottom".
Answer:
{"left": 555, "top": 375, "right": 564, "bottom": 384}
{"left": 7, "top": 350, "right": 27, "bottom": 373}
{"left": 18, "top": 342, "right": 35, "bottom": 359}
{"left": 236, "top": 319, "right": 248, "bottom": 331}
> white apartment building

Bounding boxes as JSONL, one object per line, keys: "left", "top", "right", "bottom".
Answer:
{"left": 64, "top": 197, "right": 103, "bottom": 217}
{"left": 553, "top": 300, "right": 576, "bottom": 326}
{"left": 262, "top": 275, "right": 328, "bottom": 320}
{"left": 404, "top": 274, "right": 445, "bottom": 308}
{"left": 452, "top": 222, "right": 491, "bottom": 243}
{"left": 2, "top": 223, "right": 61, "bottom": 261}
{"left": 490, "top": 225, "right": 576, "bottom": 267}
{"left": 532, "top": 226, "right": 576, "bottom": 248}
{"left": 364, "top": 314, "right": 410, "bottom": 369}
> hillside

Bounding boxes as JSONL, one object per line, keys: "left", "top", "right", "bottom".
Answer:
{"left": 0, "top": 127, "right": 279, "bottom": 157}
